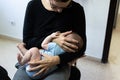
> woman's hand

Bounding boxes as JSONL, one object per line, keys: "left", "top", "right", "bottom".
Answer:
{"left": 52, "top": 31, "right": 79, "bottom": 53}
{"left": 28, "top": 53, "right": 60, "bottom": 77}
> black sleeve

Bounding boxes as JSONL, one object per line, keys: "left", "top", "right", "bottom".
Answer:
{"left": 23, "top": 1, "right": 44, "bottom": 49}
{"left": 58, "top": 6, "right": 86, "bottom": 66}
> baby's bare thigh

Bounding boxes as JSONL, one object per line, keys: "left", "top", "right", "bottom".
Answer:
{"left": 29, "top": 47, "right": 41, "bottom": 61}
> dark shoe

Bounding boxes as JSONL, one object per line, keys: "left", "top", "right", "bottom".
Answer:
{"left": 15, "top": 62, "right": 21, "bottom": 69}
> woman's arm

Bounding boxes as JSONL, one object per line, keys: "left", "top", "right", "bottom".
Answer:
{"left": 52, "top": 31, "right": 86, "bottom": 66}
{"left": 58, "top": 5, "right": 86, "bottom": 66}
{"left": 23, "top": 0, "right": 44, "bottom": 49}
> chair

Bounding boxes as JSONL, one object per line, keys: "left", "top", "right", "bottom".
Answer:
{"left": 69, "top": 66, "right": 81, "bottom": 80}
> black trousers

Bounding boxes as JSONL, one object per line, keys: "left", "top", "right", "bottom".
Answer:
{"left": 15, "top": 63, "right": 81, "bottom": 80}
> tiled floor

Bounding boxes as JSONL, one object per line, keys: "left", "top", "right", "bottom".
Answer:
{"left": 0, "top": 36, "right": 21, "bottom": 79}
{"left": 0, "top": 15, "right": 120, "bottom": 80}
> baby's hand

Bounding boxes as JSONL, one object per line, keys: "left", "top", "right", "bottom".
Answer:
{"left": 50, "top": 31, "right": 60, "bottom": 38}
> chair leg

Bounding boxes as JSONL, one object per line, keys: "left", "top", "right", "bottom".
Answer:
{"left": 69, "top": 66, "right": 81, "bottom": 80}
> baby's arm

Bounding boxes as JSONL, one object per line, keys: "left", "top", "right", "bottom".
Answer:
{"left": 41, "top": 32, "right": 60, "bottom": 50}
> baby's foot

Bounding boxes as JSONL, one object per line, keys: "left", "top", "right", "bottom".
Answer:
{"left": 17, "top": 43, "right": 25, "bottom": 50}
{"left": 17, "top": 43, "right": 27, "bottom": 55}
{"left": 17, "top": 53, "right": 24, "bottom": 65}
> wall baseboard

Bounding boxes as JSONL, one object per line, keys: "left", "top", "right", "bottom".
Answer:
{"left": 0, "top": 34, "right": 22, "bottom": 42}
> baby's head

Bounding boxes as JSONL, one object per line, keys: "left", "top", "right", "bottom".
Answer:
{"left": 66, "top": 32, "right": 83, "bottom": 50}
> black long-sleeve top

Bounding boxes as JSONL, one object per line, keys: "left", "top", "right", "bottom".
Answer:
{"left": 23, "top": 0, "right": 86, "bottom": 66}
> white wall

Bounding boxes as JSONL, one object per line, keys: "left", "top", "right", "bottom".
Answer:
{"left": 74, "top": 0, "right": 110, "bottom": 58}
{"left": 0, "top": 0, "right": 29, "bottom": 39}
{"left": 0, "top": 0, "right": 111, "bottom": 59}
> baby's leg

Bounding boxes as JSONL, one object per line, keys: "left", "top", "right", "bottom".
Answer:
{"left": 25, "top": 48, "right": 42, "bottom": 79}
{"left": 17, "top": 53, "right": 23, "bottom": 65}
{"left": 17, "top": 43, "right": 28, "bottom": 55}
{"left": 17, "top": 51, "right": 31, "bottom": 66}
{"left": 17, "top": 47, "right": 41, "bottom": 66}
{"left": 29, "top": 47, "right": 41, "bottom": 62}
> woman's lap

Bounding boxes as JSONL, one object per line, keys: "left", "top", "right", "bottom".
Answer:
{"left": 44, "top": 66, "right": 70, "bottom": 80}
{"left": 13, "top": 65, "right": 70, "bottom": 80}
{"left": 12, "top": 66, "right": 32, "bottom": 80}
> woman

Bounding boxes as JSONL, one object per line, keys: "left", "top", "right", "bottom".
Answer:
{"left": 13, "top": 0, "right": 86, "bottom": 80}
